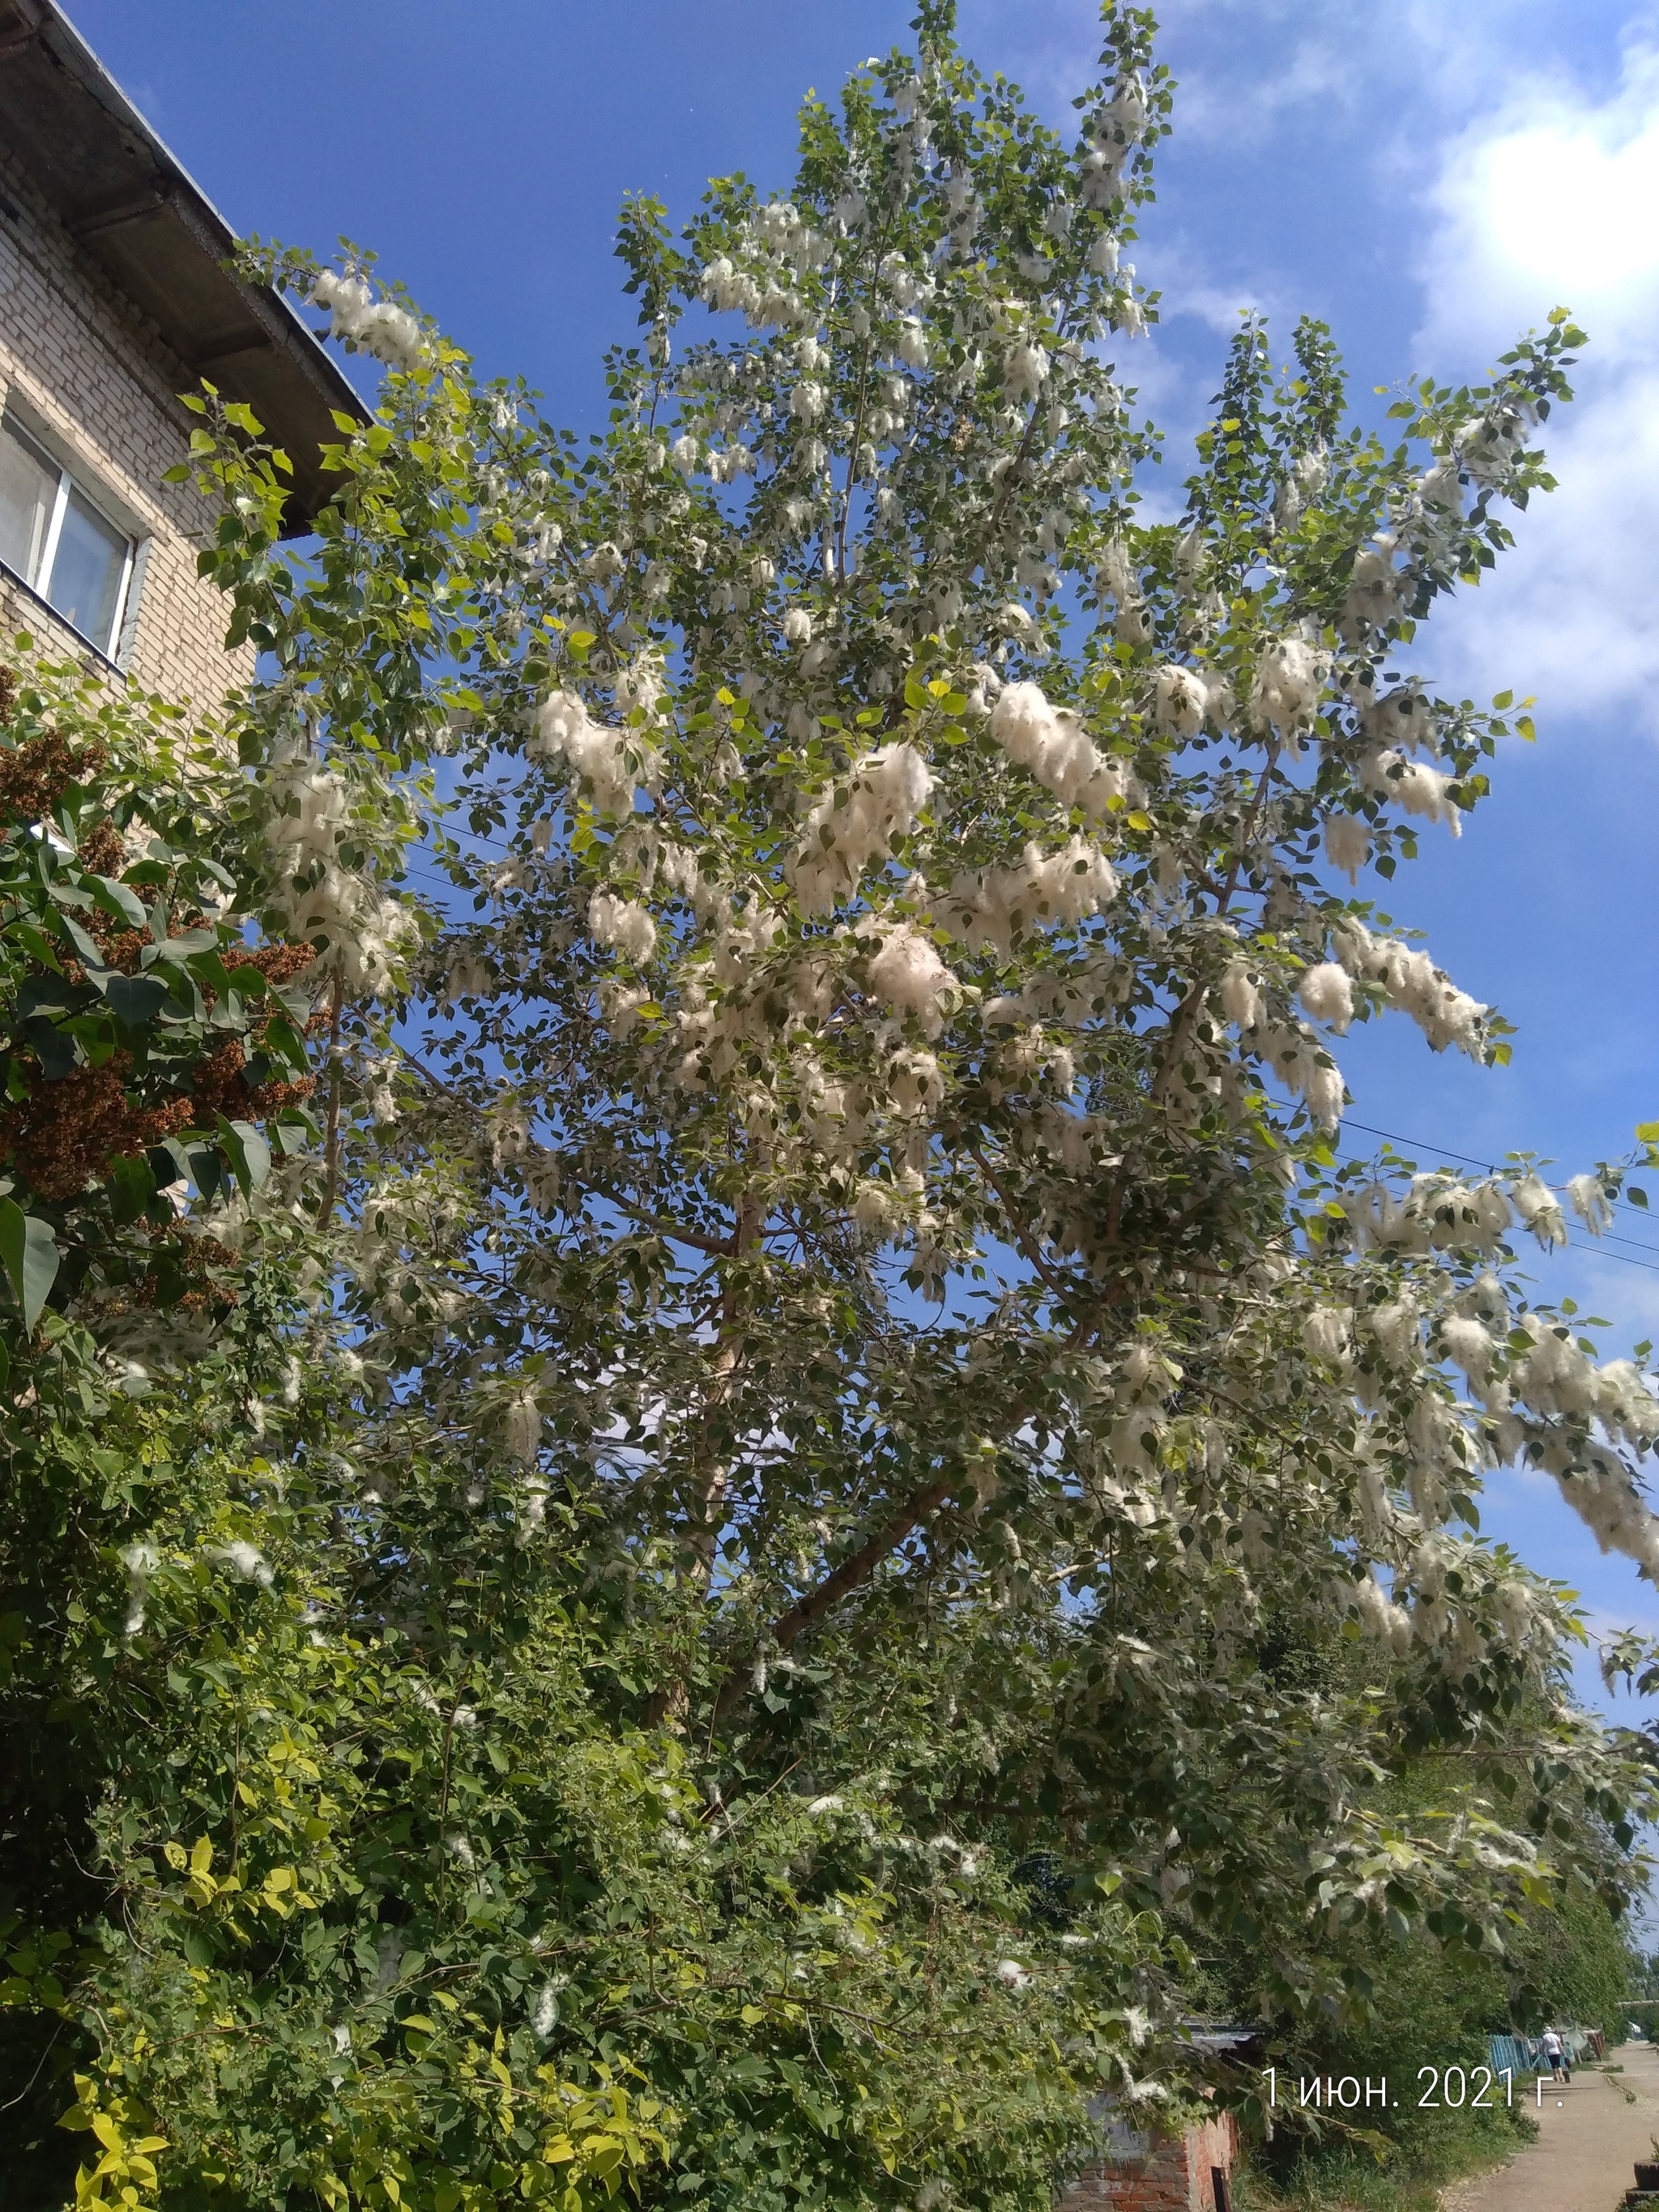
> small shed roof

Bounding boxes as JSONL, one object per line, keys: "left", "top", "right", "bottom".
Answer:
{"left": 0, "top": 0, "right": 367, "bottom": 533}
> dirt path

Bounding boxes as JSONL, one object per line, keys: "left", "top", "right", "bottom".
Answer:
{"left": 1444, "top": 2044, "right": 1659, "bottom": 2212}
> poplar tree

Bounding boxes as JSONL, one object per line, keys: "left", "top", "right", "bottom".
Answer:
{"left": 2, "top": 6, "right": 1651, "bottom": 2204}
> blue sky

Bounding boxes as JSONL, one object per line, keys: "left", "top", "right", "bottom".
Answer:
{"left": 72, "top": 0, "right": 1659, "bottom": 1711}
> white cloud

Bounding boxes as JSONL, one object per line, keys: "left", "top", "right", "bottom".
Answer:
{"left": 957, "top": 0, "right": 1659, "bottom": 733}
{"left": 1137, "top": 0, "right": 1593, "bottom": 154}
{"left": 1414, "top": 40, "right": 1659, "bottom": 731}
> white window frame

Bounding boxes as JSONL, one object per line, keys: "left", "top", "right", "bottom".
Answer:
{"left": 0, "top": 412, "right": 138, "bottom": 662}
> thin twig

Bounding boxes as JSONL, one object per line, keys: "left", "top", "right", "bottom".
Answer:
{"left": 318, "top": 971, "right": 346, "bottom": 1227}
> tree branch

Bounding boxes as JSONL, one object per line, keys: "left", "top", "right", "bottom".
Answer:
{"left": 712, "top": 1473, "right": 955, "bottom": 1720}
{"left": 967, "top": 1141, "right": 1077, "bottom": 1302}
{"left": 318, "top": 972, "right": 346, "bottom": 1229}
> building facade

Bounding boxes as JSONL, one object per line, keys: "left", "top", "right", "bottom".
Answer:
{"left": 0, "top": 0, "right": 360, "bottom": 707}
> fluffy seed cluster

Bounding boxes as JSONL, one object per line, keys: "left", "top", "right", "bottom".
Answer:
{"left": 1341, "top": 534, "right": 1408, "bottom": 637}
{"left": 533, "top": 693, "right": 660, "bottom": 818}
{"left": 988, "top": 680, "right": 1135, "bottom": 815}
{"left": 1218, "top": 961, "right": 1344, "bottom": 1125}
{"left": 503, "top": 1386, "right": 543, "bottom": 1468}
{"left": 1332, "top": 921, "right": 1485, "bottom": 1056}
{"left": 267, "top": 764, "right": 416, "bottom": 1001}
{"left": 588, "top": 890, "right": 658, "bottom": 963}
{"left": 1256, "top": 1023, "right": 1345, "bottom": 1127}
{"left": 932, "top": 837, "right": 1119, "bottom": 957}
{"left": 865, "top": 923, "right": 958, "bottom": 1038}
{"left": 1151, "top": 663, "right": 1209, "bottom": 739}
{"left": 1352, "top": 1572, "right": 1414, "bottom": 1657}
{"left": 1323, "top": 815, "right": 1370, "bottom": 883}
{"left": 790, "top": 743, "right": 933, "bottom": 915}
{"left": 1250, "top": 633, "right": 1332, "bottom": 747}
{"left": 1358, "top": 748, "right": 1461, "bottom": 834}
{"left": 310, "top": 272, "right": 424, "bottom": 371}
{"left": 1298, "top": 961, "right": 1354, "bottom": 1032}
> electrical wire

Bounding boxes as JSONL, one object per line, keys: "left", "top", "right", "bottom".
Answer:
{"left": 1335, "top": 1122, "right": 1659, "bottom": 1275}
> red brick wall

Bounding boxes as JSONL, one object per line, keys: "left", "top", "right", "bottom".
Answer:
{"left": 1065, "top": 2112, "right": 1238, "bottom": 2212}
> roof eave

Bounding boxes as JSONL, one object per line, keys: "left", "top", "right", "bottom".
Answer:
{"left": 0, "top": 0, "right": 369, "bottom": 536}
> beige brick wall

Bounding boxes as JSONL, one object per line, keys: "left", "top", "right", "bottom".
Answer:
{"left": 0, "top": 156, "right": 254, "bottom": 713}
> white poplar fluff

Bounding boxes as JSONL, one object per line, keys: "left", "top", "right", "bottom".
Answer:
{"left": 534, "top": 692, "right": 659, "bottom": 817}
{"left": 446, "top": 954, "right": 494, "bottom": 1004}
{"left": 1329, "top": 923, "right": 1486, "bottom": 1056}
{"left": 1341, "top": 535, "right": 1405, "bottom": 636}
{"left": 867, "top": 924, "right": 958, "bottom": 1038}
{"left": 211, "top": 1540, "right": 275, "bottom": 1588}
{"left": 1004, "top": 342, "right": 1050, "bottom": 400}
{"left": 504, "top": 1387, "right": 543, "bottom": 1468}
{"left": 120, "top": 1540, "right": 159, "bottom": 1637}
{"left": 1363, "top": 688, "right": 1438, "bottom": 757}
{"left": 1302, "top": 1307, "right": 1352, "bottom": 1364}
{"left": 266, "top": 762, "right": 417, "bottom": 1001}
{"left": 1439, "top": 1315, "right": 1495, "bottom": 1390}
{"left": 790, "top": 743, "right": 933, "bottom": 914}
{"left": 1323, "top": 814, "right": 1370, "bottom": 884}
{"left": 1510, "top": 1174, "right": 1567, "bottom": 1249}
{"left": 1152, "top": 663, "right": 1207, "bottom": 738}
{"left": 988, "top": 680, "right": 1130, "bottom": 815}
{"left": 1218, "top": 964, "right": 1263, "bottom": 1032}
{"left": 588, "top": 891, "right": 657, "bottom": 962}
{"left": 1359, "top": 748, "right": 1461, "bottom": 834}
{"left": 1353, "top": 1572, "right": 1414, "bottom": 1657}
{"left": 932, "top": 837, "right": 1117, "bottom": 955}
{"left": 1259, "top": 1023, "right": 1346, "bottom": 1126}
{"left": 1567, "top": 1172, "right": 1613, "bottom": 1235}
{"left": 311, "top": 271, "right": 424, "bottom": 371}
{"left": 1250, "top": 633, "right": 1332, "bottom": 745}
{"left": 1298, "top": 961, "right": 1354, "bottom": 1032}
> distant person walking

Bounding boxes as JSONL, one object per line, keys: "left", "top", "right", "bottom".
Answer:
{"left": 1540, "top": 2027, "right": 1571, "bottom": 2085}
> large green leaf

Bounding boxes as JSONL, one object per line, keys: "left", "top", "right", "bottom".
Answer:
{"left": 0, "top": 1200, "right": 60, "bottom": 1331}
{"left": 88, "top": 874, "right": 147, "bottom": 927}
{"left": 102, "top": 972, "right": 171, "bottom": 1028}
{"left": 217, "top": 1117, "right": 271, "bottom": 1194}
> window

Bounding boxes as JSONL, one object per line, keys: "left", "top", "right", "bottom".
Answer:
{"left": 0, "top": 414, "right": 135, "bottom": 658}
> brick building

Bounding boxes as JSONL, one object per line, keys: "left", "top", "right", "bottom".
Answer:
{"left": 0, "top": 0, "right": 360, "bottom": 706}
{"left": 1064, "top": 2109, "right": 1238, "bottom": 2212}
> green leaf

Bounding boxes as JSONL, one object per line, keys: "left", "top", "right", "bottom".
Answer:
{"left": 87, "top": 875, "right": 147, "bottom": 928}
{"left": 109, "top": 1152, "right": 156, "bottom": 1227}
{"left": 103, "top": 973, "right": 171, "bottom": 1029}
{"left": 54, "top": 911, "right": 103, "bottom": 967}
{"left": 217, "top": 1119, "right": 271, "bottom": 1194}
{"left": 0, "top": 1201, "right": 60, "bottom": 1330}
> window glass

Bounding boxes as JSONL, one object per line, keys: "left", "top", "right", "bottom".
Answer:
{"left": 0, "top": 417, "right": 55, "bottom": 586}
{"left": 48, "top": 485, "right": 126, "bottom": 652}
{"left": 0, "top": 414, "right": 134, "bottom": 654}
